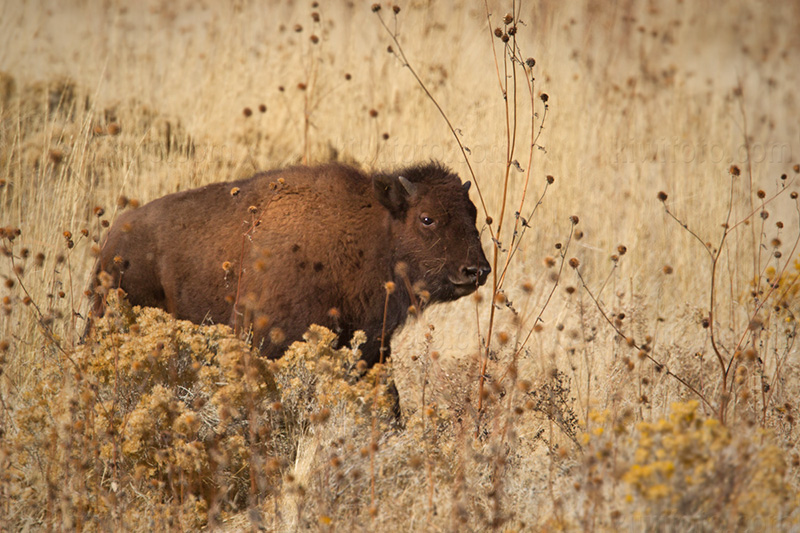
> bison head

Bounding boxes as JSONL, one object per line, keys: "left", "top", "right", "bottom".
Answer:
{"left": 373, "top": 163, "right": 491, "bottom": 303}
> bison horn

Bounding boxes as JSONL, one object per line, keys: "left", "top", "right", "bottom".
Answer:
{"left": 398, "top": 175, "right": 417, "bottom": 197}
{"left": 462, "top": 181, "right": 471, "bottom": 192}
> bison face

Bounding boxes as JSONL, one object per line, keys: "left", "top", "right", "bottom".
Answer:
{"left": 373, "top": 165, "right": 491, "bottom": 303}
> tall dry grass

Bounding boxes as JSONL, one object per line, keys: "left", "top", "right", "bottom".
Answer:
{"left": 1, "top": 0, "right": 799, "bottom": 530}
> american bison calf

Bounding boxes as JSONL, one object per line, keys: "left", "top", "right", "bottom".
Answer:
{"left": 91, "top": 162, "right": 490, "bottom": 366}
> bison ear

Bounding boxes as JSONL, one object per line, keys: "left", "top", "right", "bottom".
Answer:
{"left": 373, "top": 174, "right": 412, "bottom": 216}
{"left": 462, "top": 181, "right": 471, "bottom": 192}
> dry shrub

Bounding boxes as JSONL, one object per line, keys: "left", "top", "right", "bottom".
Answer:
{"left": 0, "top": 292, "right": 398, "bottom": 530}
{"left": 580, "top": 401, "right": 798, "bottom": 531}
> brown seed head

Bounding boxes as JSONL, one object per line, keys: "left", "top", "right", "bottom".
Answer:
{"left": 255, "top": 315, "right": 270, "bottom": 330}
{"left": 570, "top": 215, "right": 579, "bottom": 225}
{"left": 243, "top": 107, "right": 252, "bottom": 117}
{"left": 540, "top": 93, "right": 549, "bottom": 102}
{"left": 259, "top": 104, "right": 267, "bottom": 113}
{"left": 617, "top": 245, "right": 627, "bottom": 255}
{"left": 230, "top": 187, "right": 240, "bottom": 196}
{"left": 310, "top": 34, "right": 319, "bottom": 44}
{"left": 107, "top": 123, "right": 121, "bottom": 135}
{"left": 757, "top": 189, "right": 766, "bottom": 199}
{"left": 568, "top": 257, "right": 580, "bottom": 269}
{"left": 494, "top": 28, "right": 502, "bottom": 38}
{"left": 270, "top": 327, "right": 286, "bottom": 344}
{"left": 315, "top": 407, "right": 330, "bottom": 423}
{"left": 369, "top": 109, "right": 378, "bottom": 118}
{"left": 748, "top": 318, "right": 763, "bottom": 331}
{"left": 392, "top": 4, "right": 400, "bottom": 13}
{"left": 730, "top": 165, "right": 740, "bottom": 176}
{"left": 371, "top": 3, "right": 381, "bottom": 12}
{"left": 503, "top": 13, "right": 513, "bottom": 24}
{"left": 294, "top": 24, "right": 303, "bottom": 32}
{"left": 526, "top": 57, "right": 535, "bottom": 68}
{"left": 662, "top": 265, "right": 673, "bottom": 274}
{"left": 384, "top": 281, "right": 396, "bottom": 294}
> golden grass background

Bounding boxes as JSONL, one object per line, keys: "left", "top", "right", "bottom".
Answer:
{"left": 1, "top": 0, "right": 800, "bottom": 530}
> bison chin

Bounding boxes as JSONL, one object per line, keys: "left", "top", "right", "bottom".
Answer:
{"left": 448, "top": 281, "right": 482, "bottom": 299}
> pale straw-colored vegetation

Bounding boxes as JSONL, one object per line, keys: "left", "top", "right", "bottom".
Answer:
{"left": 1, "top": 0, "right": 799, "bottom": 530}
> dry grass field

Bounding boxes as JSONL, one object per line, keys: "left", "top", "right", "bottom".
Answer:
{"left": 1, "top": 0, "right": 800, "bottom": 530}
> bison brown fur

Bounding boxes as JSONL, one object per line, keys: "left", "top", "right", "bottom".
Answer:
{"left": 90, "top": 162, "right": 490, "bottom": 366}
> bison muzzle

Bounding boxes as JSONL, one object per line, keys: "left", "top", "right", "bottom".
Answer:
{"left": 90, "top": 162, "right": 490, "bottom": 366}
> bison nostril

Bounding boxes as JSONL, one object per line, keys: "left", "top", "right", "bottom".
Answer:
{"left": 462, "top": 264, "right": 491, "bottom": 283}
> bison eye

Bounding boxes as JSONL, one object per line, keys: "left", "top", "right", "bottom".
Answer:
{"left": 420, "top": 215, "right": 435, "bottom": 227}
